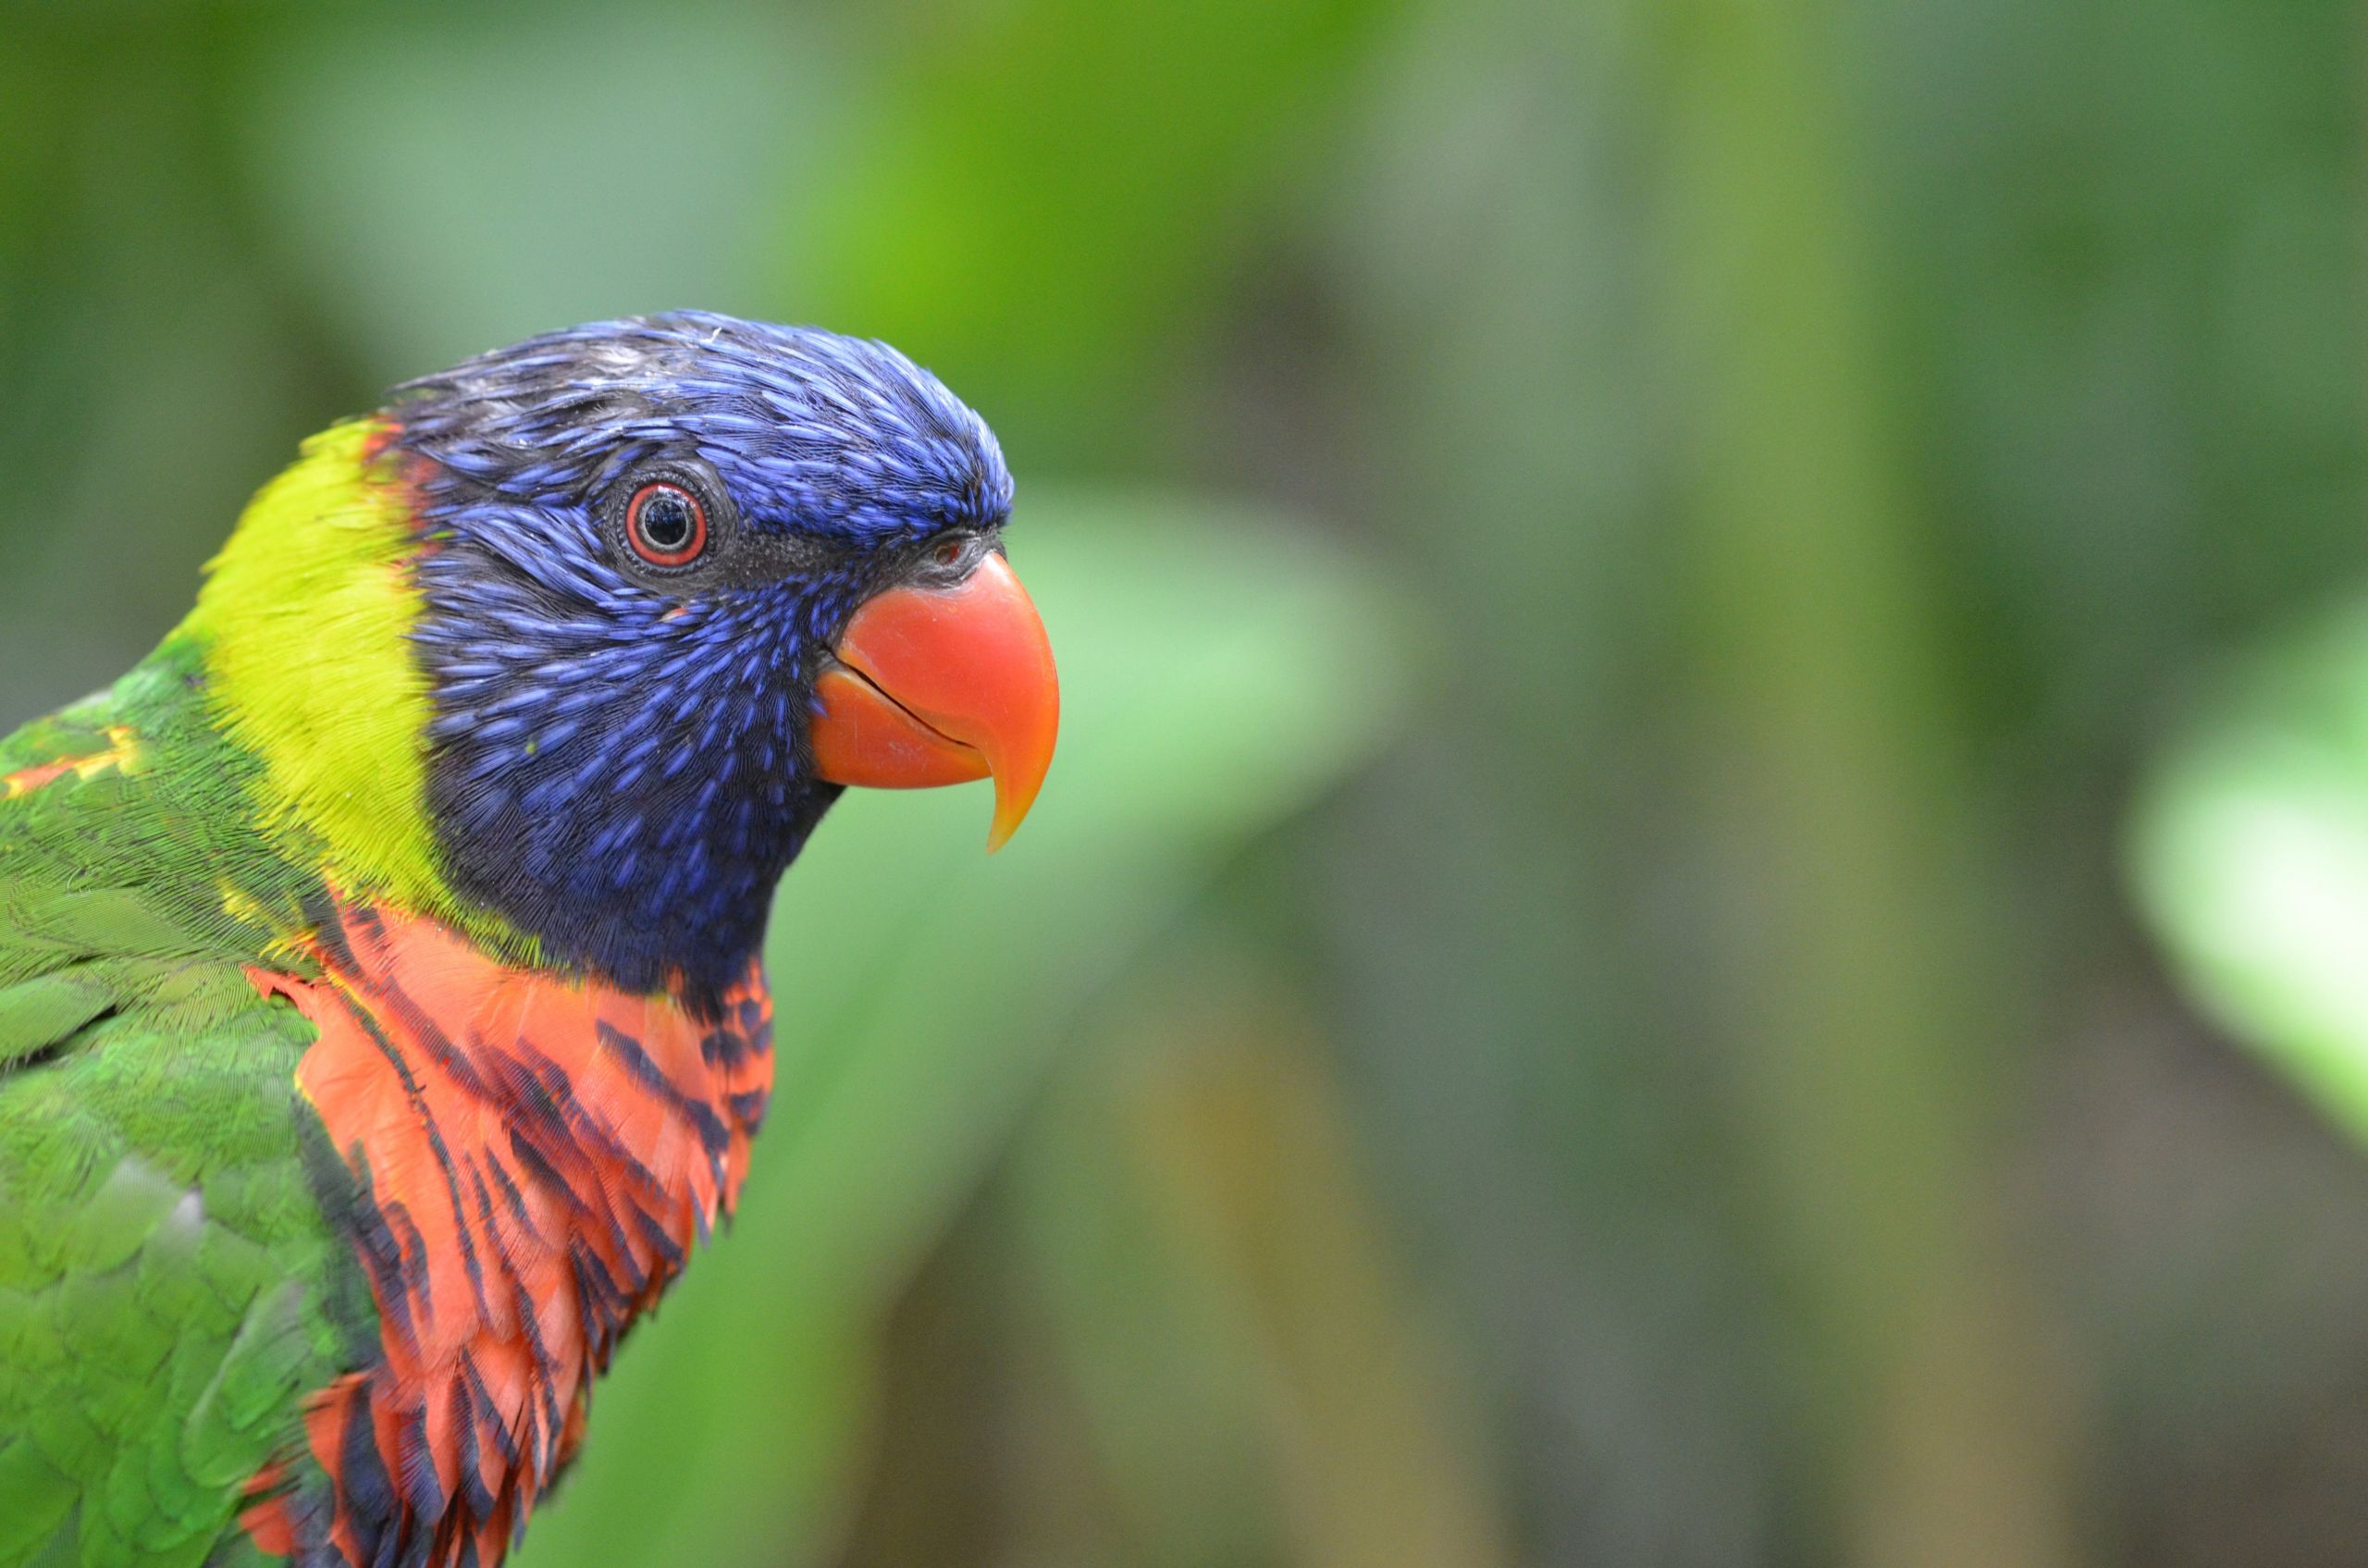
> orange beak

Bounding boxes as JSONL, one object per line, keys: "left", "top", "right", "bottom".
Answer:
{"left": 808, "top": 551, "right": 1059, "bottom": 850}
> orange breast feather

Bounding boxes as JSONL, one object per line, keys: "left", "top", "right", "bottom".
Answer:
{"left": 240, "top": 901, "right": 773, "bottom": 1567}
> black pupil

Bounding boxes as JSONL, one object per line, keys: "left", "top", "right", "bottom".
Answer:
{"left": 639, "top": 489, "right": 695, "bottom": 552}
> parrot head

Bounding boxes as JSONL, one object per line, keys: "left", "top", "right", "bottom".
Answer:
{"left": 194, "top": 312, "right": 1058, "bottom": 1005}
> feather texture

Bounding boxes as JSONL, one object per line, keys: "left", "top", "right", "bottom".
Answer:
{"left": 0, "top": 314, "right": 1012, "bottom": 1567}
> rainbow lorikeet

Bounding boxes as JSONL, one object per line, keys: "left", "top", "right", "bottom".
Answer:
{"left": 0, "top": 314, "right": 1059, "bottom": 1568}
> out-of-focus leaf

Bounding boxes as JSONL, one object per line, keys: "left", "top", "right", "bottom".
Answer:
{"left": 2134, "top": 603, "right": 2368, "bottom": 1140}
{"left": 513, "top": 491, "right": 1409, "bottom": 1568}
{"left": 792, "top": 0, "right": 1396, "bottom": 466}
{"left": 239, "top": 2, "right": 837, "bottom": 381}
{"left": 1013, "top": 964, "right": 1515, "bottom": 1568}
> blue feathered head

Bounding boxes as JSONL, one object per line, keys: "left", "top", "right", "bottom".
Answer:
{"left": 385, "top": 312, "right": 1050, "bottom": 1004}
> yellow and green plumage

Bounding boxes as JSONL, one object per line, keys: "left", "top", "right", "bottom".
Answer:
{"left": 0, "top": 637, "right": 363, "bottom": 1567}
{"left": 0, "top": 314, "right": 1054, "bottom": 1567}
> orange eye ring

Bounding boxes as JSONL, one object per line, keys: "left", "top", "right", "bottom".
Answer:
{"left": 626, "top": 482, "right": 709, "bottom": 567}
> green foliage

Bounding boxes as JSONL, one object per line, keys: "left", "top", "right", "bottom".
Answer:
{"left": 2135, "top": 604, "right": 2368, "bottom": 1142}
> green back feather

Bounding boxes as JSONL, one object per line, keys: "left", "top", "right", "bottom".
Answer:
{"left": 0, "top": 637, "right": 368, "bottom": 1566}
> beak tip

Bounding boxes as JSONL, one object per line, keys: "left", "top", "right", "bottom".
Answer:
{"left": 983, "top": 772, "right": 1045, "bottom": 854}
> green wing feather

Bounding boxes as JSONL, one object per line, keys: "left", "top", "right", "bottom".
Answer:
{"left": 0, "top": 642, "right": 366, "bottom": 1568}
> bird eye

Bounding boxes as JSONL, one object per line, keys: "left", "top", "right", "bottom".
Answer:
{"left": 931, "top": 535, "right": 967, "bottom": 568}
{"left": 625, "top": 482, "right": 708, "bottom": 567}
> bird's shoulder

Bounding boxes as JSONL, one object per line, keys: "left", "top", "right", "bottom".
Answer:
{"left": 0, "top": 636, "right": 332, "bottom": 1069}
{"left": 0, "top": 639, "right": 371, "bottom": 1566}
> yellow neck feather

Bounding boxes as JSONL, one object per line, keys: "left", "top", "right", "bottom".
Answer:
{"left": 187, "top": 421, "right": 451, "bottom": 917}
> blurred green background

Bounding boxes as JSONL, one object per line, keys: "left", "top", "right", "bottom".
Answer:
{"left": 8, "top": 2, "right": 2368, "bottom": 1565}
